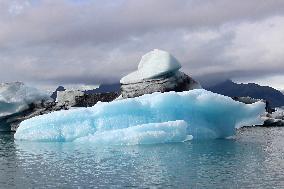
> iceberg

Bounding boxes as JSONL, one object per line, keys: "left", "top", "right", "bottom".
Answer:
{"left": 0, "top": 82, "right": 50, "bottom": 117}
{"left": 15, "top": 89, "right": 265, "bottom": 144}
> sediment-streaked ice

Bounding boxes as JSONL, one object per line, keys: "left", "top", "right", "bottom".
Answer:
{"left": 15, "top": 89, "right": 265, "bottom": 144}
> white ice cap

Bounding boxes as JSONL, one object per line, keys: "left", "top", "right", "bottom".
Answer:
{"left": 120, "top": 49, "right": 181, "bottom": 84}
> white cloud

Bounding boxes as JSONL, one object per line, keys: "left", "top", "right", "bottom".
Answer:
{"left": 234, "top": 75, "right": 284, "bottom": 91}
{"left": 0, "top": 0, "right": 283, "bottom": 89}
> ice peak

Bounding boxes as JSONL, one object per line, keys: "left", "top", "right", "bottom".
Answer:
{"left": 138, "top": 49, "right": 181, "bottom": 70}
{"left": 120, "top": 49, "right": 182, "bottom": 84}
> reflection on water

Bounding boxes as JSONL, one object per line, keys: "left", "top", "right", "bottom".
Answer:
{"left": 1, "top": 127, "right": 284, "bottom": 188}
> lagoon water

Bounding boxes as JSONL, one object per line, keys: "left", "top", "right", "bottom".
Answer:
{"left": 1, "top": 127, "right": 284, "bottom": 188}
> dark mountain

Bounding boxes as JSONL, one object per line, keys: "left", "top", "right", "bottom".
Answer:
{"left": 51, "top": 83, "right": 121, "bottom": 99}
{"left": 206, "top": 80, "right": 284, "bottom": 108}
{"left": 84, "top": 83, "right": 121, "bottom": 94}
{"left": 50, "top": 86, "right": 65, "bottom": 100}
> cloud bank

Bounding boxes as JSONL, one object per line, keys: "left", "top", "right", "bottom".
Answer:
{"left": 0, "top": 0, "right": 283, "bottom": 89}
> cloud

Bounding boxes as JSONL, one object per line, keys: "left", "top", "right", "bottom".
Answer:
{"left": 234, "top": 74, "right": 284, "bottom": 91}
{"left": 0, "top": 0, "right": 283, "bottom": 89}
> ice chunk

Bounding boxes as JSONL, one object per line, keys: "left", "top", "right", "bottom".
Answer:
{"left": 120, "top": 49, "right": 181, "bottom": 84}
{"left": 271, "top": 107, "right": 284, "bottom": 119}
{"left": 0, "top": 82, "right": 50, "bottom": 117}
{"left": 15, "top": 89, "right": 265, "bottom": 144}
{"left": 56, "top": 90, "right": 84, "bottom": 106}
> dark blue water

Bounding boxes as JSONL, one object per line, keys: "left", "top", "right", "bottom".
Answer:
{"left": 1, "top": 127, "right": 284, "bottom": 188}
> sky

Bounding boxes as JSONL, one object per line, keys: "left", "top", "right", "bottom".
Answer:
{"left": 0, "top": 0, "right": 283, "bottom": 90}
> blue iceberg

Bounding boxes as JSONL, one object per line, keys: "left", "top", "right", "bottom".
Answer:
{"left": 15, "top": 89, "right": 265, "bottom": 144}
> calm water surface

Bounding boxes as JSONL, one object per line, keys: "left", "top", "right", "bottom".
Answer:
{"left": 1, "top": 127, "right": 284, "bottom": 188}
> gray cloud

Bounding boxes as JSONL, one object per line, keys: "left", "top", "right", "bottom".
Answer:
{"left": 0, "top": 0, "right": 284, "bottom": 89}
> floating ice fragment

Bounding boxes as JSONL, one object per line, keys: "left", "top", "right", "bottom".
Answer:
{"left": 15, "top": 89, "right": 265, "bottom": 144}
{"left": 0, "top": 82, "right": 50, "bottom": 117}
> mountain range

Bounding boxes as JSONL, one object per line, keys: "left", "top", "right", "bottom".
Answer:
{"left": 205, "top": 80, "right": 284, "bottom": 108}
{"left": 50, "top": 83, "right": 121, "bottom": 100}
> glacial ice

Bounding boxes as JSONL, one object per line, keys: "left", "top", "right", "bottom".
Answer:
{"left": 15, "top": 89, "right": 265, "bottom": 144}
{"left": 120, "top": 49, "right": 182, "bottom": 84}
{"left": 75, "top": 120, "right": 192, "bottom": 145}
{"left": 56, "top": 90, "right": 84, "bottom": 106}
{"left": 0, "top": 82, "right": 50, "bottom": 117}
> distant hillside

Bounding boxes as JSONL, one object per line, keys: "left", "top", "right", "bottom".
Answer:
{"left": 206, "top": 80, "right": 284, "bottom": 108}
{"left": 84, "top": 83, "right": 121, "bottom": 94}
{"left": 50, "top": 83, "right": 121, "bottom": 99}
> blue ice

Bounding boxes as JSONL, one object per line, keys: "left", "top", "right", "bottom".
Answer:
{"left": 15, "top": 89, "right": 265, "bottom": 144}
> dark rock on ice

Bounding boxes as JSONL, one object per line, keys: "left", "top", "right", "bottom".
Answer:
{"left": 121, "top": 71, "right": 200, "bottom": 98}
